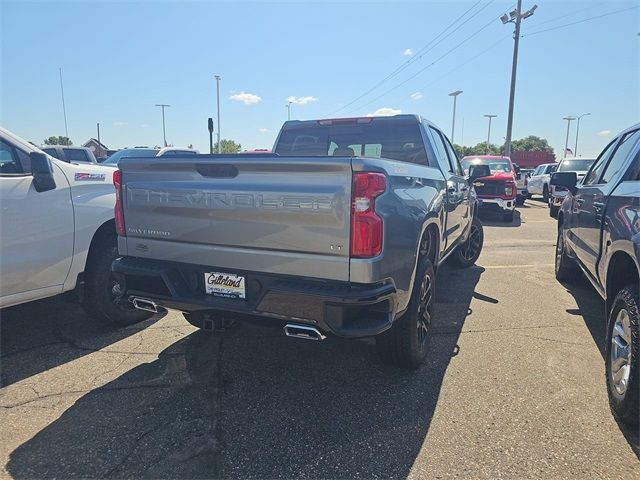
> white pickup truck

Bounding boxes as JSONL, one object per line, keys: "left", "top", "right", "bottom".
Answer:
{"left": 0, "top": 127, "right": 151, "bottom": 325}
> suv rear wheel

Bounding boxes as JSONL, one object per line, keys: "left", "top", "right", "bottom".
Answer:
{"left": 605, "top": 285, "right": 639, "bottom": 427}
{"left": 376, "top": 257, "right": 434, "bottom": 369}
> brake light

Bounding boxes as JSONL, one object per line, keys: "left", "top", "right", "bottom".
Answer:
{"left": 351, "top": 172, "right": 386, "bottom": 258}
{"left": 318, "top": 117, "right": 373, "bottom": 126}
{"left": 113, "top": 170, "right": 126, "bottom": 236}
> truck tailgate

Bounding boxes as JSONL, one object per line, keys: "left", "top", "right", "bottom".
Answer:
{"left": 118, "top": 156, "right": 352, "bottom": 281}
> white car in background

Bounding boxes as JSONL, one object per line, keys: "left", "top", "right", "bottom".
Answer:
{"left": 0, "top": 127, "right": 152, "bottom": 325}
{"left": 548, "top": 157, "right": 596, "bottom": 218}
{"left": 102, "top": 146, "right": 200, "bottom": 167}
{"left": 527, "top": 162, "right": 558, "bottom": 202}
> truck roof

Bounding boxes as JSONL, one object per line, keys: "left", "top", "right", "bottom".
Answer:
{"left": 281, "top": 114, "right": 421, "bottom": 128}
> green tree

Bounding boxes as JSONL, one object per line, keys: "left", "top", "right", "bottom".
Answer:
{"left": 511, "top": 136, "right": 554, "bottom": 154}
{"left": 43, "top": 136, "right": 72, "bottom": 146}
{"left": 453, "top": 142, "right": 501, "bottom": 157}
{"left": 214, "top": 139, "right": 242, "bottom": 153}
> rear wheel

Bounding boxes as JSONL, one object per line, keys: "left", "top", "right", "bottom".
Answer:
{"left": 554, "top": 227, "right": 580, "bottom": 282}
{"left": 376, "top": 258, "right": 434, "bottom": 369}
{"left": 515, "top": 195, "right": 525, "bottom": 206}
{"left": 450, "top": 217, "right": 484, "bottom": 268}
{"left": 542, "top": 184, "right": 549, "bottom": 202}
{"left": 82, "top": 234, "right": 153, "bottom": 326}
{"left": 549, "top": 205, "right": 559, "bottom": 218}
{"left": 605, "top": 285, "right": 639, "bottom": 427}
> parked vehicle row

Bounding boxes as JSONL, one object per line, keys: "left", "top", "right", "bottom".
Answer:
{"left": 553, "top": 124, "right": 640, "bottom": 428}
{"left": 527, "top": 162, "right": 557, "bottom": 201}
{"left": 548, "top": 157, "right": 596, "bottom": 218}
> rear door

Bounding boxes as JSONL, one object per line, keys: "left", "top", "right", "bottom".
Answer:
{"left": 572, "top": 129, "right": 640, "bottom": 278}
{"left": 427, "top": 126, "right": 467, "bottom": 248}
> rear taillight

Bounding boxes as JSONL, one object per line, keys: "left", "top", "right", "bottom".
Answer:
{"left": 113, "top": 170, "right": 126, "bottom": 236}
{"left": 351, "top": 172, "right": 386, "bottom": 258}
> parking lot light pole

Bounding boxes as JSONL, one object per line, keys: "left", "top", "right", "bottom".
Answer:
{"left": 563, "top": 116, "right": 576, "bottom": 159}
{"left": 574, "top": 113, "right": 590, "bottom": 157}
{"left": 286, "top": 101, "right": 292, "bottom": 121}
{"left": 449, "top": 90, "right": 463, "bottom": 143}
{"left": 501, "top": 1, "right": 538, "bottom": 157}
{"left": 214, "top": 75, "right": 222, "bottom": 153}
{"left": 484, "top": 115, "right": 497, "bottom": 154}
{"left": 155, "top": 104, "right": 170, "bottom": 147}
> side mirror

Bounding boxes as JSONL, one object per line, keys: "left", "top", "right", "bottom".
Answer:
{"left": 469, "top": 164, "right": 491, "bottom": 180}
{"left": 550, "top": 171, "right": 577, "bottom": 195}
{"left": 30, "top": 152, "right": 56, "bottom": 192}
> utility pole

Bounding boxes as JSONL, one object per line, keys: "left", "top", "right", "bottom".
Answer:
{"left": 286, "top": 101, "right": 292, "bottom": 121}
{"left": 96, "top": 123, "right": 101, "bottom": 156}
{"left": 574, "top": 113, "right": 590, "bottom": 157}
{"left": 214, "top": 75, "right": 222, "bottom": 153}
{"left": 155, "top": 104, "right": 170, "bottom": 147}
{"left": 448, "top": 90, "right": 463, "bottom": 143}
{"left": 484, "top": 115, "right": 497, "bottom": 154}
{"left": 563, "top": 116, "right": 576, "bottom": 159}
{"left": 59, "top": 67, "right": 69, "bottom": 138}
{"left": 502, "top": 2, "right": 538, "bottom": 157}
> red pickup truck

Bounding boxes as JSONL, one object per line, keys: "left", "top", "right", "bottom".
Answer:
{"left": 461, "top": 155, "right": 517, "bottom": 222}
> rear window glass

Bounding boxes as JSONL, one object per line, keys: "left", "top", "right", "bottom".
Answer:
{"left": 558, "top": 159, "right": 595, "bottom": 171}
{"left": 63, "top": 148, "right": 90, "bottom": 162}
{"left": 275, "top": 120, "right": 429, "bottom": 166}
{"left": 42, "top": 148, "right": 60, "bottom": 159}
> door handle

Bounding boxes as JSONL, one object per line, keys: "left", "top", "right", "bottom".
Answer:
{"left": 593, "top": 201, "right": 604, "bottom": 211}
{"left": 575, "top": 198, "right": 585, "bottom": 207}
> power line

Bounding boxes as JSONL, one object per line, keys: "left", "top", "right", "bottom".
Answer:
{"left": 529, "top": 2, "right": 603, "bottom": 28}
{"left": 524, "top": 5, "right": 638, "bottom": 37}
{"left": 327, "top": 0, "right": 490, "bottom": 115}
{"left": 347, "top": 9, "right": 505, "bottom": 114}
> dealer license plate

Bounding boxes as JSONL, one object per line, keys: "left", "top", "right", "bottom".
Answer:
{"left": 204, "top": 272, "right": 246, "bottom": 299}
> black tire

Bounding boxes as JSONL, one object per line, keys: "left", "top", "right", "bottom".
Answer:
{"left": 605, "top": 285, "right": 640, "bottom": 427}
{"left": 376, "top": 257, "right": 435, "bottom": 369}
{"left": 450, "top": 217, "right": 484, "bottom": 268}
{"left": 82, "top": 233, "right": 153, "bottom": 326}
{"left": 549, "top": 205, "right": 559, "bottom": 218}
{"left": 542, "top": 184, "right": 549, "bottom": 203}
{"left": 515, "top": 195, "right": 525, "bottom": 206}
{"left": 554, "top": 227, "right": 580, "bottom": 282}
{"left": 503, "top": 210, "right": 514, "bottom": 223}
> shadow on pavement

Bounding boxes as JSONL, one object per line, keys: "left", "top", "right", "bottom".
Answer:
{"left": 563, "top": 278, "right": 639, "bottom": 456}
{"left": 7, "top": 265, "right": 485, "bottom": 479}
{"left": 1, "top": 297, "right": 164, "bottom": 388}
{"left": 478, "top": 208, "right": 522, "bottom": 227}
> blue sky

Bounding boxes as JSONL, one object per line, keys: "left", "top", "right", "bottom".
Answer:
{"left": 1, "top": 0, "right": 638, "bottom": 157}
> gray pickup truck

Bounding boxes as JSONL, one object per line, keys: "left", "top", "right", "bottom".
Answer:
{"left": 112, "top": 115, "right": 487, "bottom": 368}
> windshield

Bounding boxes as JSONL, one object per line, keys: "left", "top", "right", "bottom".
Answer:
{"left": 103, "top": 149, "right": 158, "bottom": 165}
{"left": 461, "top": 158, "right": 511, "bottom": 173}
{"left": 558, "top": 159, "right": 595, "bottom": 172}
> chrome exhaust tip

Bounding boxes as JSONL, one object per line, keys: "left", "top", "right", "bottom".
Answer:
{"left": 283, "top": 324, "right": 326, "bottom": 341}
{"left": 131, "top": 297, "right": 159, "bottom": 314}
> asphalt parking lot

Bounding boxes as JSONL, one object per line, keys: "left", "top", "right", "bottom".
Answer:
{"left": 1, "top": 199, "right": 639, "bottom": 479}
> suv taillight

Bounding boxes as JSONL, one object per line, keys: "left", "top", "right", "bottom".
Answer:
{"left": 113, "top": 170, "right": 126, "bottom": 236}
{"left": 351, "top": 172, "right": 386, "bottom": 258}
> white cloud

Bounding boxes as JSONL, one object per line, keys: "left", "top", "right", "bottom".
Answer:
{"left": 403, "top": 48, "right": 413, "bottom": 56}
{"left": 410, "top": 92, "right": 424, "bottom": 101}
{"left": 597, "top": 129, "right": 611, "bottom": 136}
{"left": 113, "top": 121, "right": 128, "bottom": 127}
{"left": 229, "top": 91, "right": 262, "bottom": 105}
{"left": 367, "top": 107, "right": 402, "bottom": 117}
{"left": 287, "top": 95, "right": 318, "bottom": 105}
{"left": 258, "top": 128, "right": 270, "bottom": 133}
